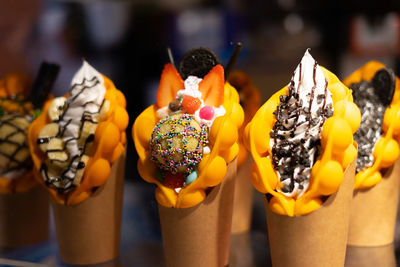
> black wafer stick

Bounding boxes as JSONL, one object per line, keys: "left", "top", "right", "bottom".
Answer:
{"left": 167, "top": 47, "right": 176, "bottom": 68}
{"left": 28, "top": 62, "right": 60, "bottom": 109}
{"left": 224, "top": 42, "right": 242, "bottom": 81}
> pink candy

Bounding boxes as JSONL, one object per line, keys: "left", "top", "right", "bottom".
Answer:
{"left": 199, "top": 106, "right": 215, "bottom": 120}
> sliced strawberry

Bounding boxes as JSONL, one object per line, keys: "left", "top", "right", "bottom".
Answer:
{"left": 182, "top": 95, "right": 201, "bottom": 114}
{"left": 163, "top": 172, "right": 185, "bottom": 189}
{"left": 198, "top": 65, "right": 224, "bottom": 107}
{"left": 156, "top": 63, "right": 184, "bottom": 108}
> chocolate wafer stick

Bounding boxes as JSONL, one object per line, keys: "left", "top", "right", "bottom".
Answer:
{"left": 29, "top": 62, "right": 60, "bottom": 109}
{"left": 224, "top": 42, "right": 242, "bottom": 80}
{"left": 167, "top": 47, "right": 176, "bottom": 68}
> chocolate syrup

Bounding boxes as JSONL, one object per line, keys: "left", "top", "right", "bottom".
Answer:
{"left": 40, "top": 76, "right": 105, "bottom": 191}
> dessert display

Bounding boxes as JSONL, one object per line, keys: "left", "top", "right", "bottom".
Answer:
{"left": 343, "top": 61, "right": 400, "bottom": 246}
{"left": 0, "top": 73, "right": 35, "bottom": 193}
{"left": 344, "top": 62, "right": 399, "bottom": 188}
{"left": 27, "top": 61, "right": 128, "bottom": 264}
{"left": 228, "top": 70, "right": 261, "bottom": 234}
{"left": 0, "top": 63, "right": 59, "bottom": 247}
{"left": 133, "top": 47, "right": 244, "bottom": 267}
{"left": 134, "top": 47, "right": 243, "bottom": 208}
{"left": 29, "top": 61, "right": 127, "bottom": 205}
{"left": 245, "top": 50, "right": 360, "bottom": 266}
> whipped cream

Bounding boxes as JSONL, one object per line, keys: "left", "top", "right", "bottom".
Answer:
{"left": 60, "top": 61, "right": 105, "bottom": 157}
{"left": 270, "top": 50, "right": 333, "bottom": 197}
{"left": 156, "top": 74, "right": 226, "bottom": 155}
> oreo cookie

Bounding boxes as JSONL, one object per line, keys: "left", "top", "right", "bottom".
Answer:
{"left": 372, "top": 68, "right": 396, "bottom": 106}
{"left": 178, "top": 47, "right": 221, "bottom": 80}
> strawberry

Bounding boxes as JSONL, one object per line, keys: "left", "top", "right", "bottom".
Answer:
{"left": 156, "top": 63, "right": 184, "bottom": 108}
{"left": 182, "top": 95, "right": 201, "bottom": 114}
{"left": 198, "top": 65, "right": 224, "bottom": 107}
{"left": 163, "top": 172, "right": 186, "bottom": 189}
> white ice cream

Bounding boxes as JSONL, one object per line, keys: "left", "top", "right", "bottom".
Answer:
{"left": 270, "top": 50, "right": 333, "bottom": 197}
{"left": 55, "top": 61, "right": 106, "bottom": 181}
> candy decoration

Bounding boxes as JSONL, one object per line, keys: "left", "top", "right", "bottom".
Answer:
{"left": 186, "top": 171, "right": 198, "bottom": 185}
{"left": 182, "top": 95, "right": 201, "bottom": 114}
{"left": 199, "top": 106, "right": 215, "bottom": 120}
{"left": 168, "top": 99, "right": 181, "bottom": 112}
{"left": 150, "top": 114, "right": 208, "bottom": 174}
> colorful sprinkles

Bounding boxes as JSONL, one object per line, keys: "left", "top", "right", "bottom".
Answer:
{"left": 150, "top": 113, "right": 209, "bottom": 175}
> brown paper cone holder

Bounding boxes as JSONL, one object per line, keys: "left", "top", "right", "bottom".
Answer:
{"left": 265, "top": 159, "right": 356, "bottom": 267}
{"left": 0, "top": 184, "right": 49, "bottom": 247}
{"left": 51, "top": 151, "right": 126, "bottom": 265}
{"left": 345, "top": 244, "right": 396, "bottom": 267}
{"left": 348, "top": 159, "right": 400, "bottom": 247}
{"left": 158, "top": 158, "right": 237, "bottom": 267}
{"left": 231, "top": 156, "right": 254, "bottom": 234}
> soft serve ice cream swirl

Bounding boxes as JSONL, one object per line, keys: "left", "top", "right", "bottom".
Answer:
{"left": 270, "top": 50, "right": 333, "bottom": 197}
{"left": 38, "top": 61, "right": 109, "bottom": 192}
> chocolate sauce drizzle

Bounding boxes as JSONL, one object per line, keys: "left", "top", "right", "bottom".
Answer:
{"left": 0, "top": 114, "right": 33, "bottom": 175}
{"left": 270, "top": 60, "right": 333, "bottom": 195}
{"left": 39, "top": 76, "right": 105, "bottom": 192}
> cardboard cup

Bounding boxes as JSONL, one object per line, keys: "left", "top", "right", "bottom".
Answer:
{"left": 0, "top": 184, "right": 49, "bottom": 247}
{"left": 348, "top": 159, "right": 400, "bottom": 246}
{"left": 231, "top": 156, "right": 254, "bottom": 234}
{"left": 51, "top": 151, "right": 126, "bottom": 265}
{"left": 345, "top": 244, "right": 396, "bottom": 267}
{"left": 265, "top": 159, "right": 356, "bottom": 267}
{"left": 158, "top": 158, "right": 237, "bottom": 267}
{"left": 229, "top": 232, "right": 256, "bottom": 267}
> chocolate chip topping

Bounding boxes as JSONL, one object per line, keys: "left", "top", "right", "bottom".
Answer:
{"left": 270, "top": 61, "right": 332, "bottom": 195}
{"left": 351, "top": 68, "right": 395, "bottom": 173}
{"left": 178, "top": 47, "right": 221, "bottom": 80}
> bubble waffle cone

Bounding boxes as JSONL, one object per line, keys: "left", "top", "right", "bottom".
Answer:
{"left": 27, "top": 61, "right": 128, "bottom": 264}
{"left": 159, "top": 158, "right": 236, "bottom": 267}
{"left": 51, "top": 149, "right": 125, "bottom": 264}
{"left": 0, "top": 73, "right": 50, "bottom": 247}
{"left": 133, "top": 48, "right": 244, "bottom": 267}
{"left": 265, "top": 159, "right": 356, "bottom": 267}
{"left": 245, "top": 50, "right": 360, "bottom": 266}
{"left": 343, "top": 61, "right": 400, "bottom": 246}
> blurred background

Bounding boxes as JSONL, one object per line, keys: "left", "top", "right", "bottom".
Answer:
{"left": 2, "top": 0, "right": 399, "bottom": 183}
{"left": 1, "top": 0, "right": 400, "bottom": 265}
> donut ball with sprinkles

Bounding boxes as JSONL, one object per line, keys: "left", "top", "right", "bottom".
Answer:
{"left": 150, "top": 113, "right": 208, "bottom": 174}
